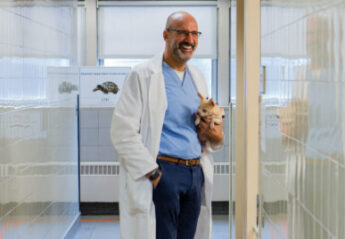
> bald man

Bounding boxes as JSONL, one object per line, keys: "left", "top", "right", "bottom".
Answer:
{"left": 111, "top": 11, "right": 223, "bottom": 239}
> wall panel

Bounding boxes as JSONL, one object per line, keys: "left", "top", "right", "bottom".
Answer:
{"left": 260, "top": 1, "right": 345, "bottom": 238}
{"left": 0, "top": 1, "right": 79, "bottom": 238}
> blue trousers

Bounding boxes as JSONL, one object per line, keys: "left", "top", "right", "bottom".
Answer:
{"left": 153, "top": 160, "right": 204, "bottom": 239}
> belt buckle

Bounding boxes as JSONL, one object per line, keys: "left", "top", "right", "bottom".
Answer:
{"left": 185, "top": 160, "right": 190, "bottom": 166}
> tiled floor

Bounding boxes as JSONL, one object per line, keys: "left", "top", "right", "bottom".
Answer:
{"left": 70, "top": 215, "right": 287, "bottom": 239}
{"left": 70, "top": 215, "right": 232, "bottom": 239}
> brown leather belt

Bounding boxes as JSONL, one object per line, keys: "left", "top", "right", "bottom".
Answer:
{"left": 157, "top": 155, "right": 200, "bottom": 166}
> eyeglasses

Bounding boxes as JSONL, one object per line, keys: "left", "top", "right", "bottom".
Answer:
{"left": 167, "top": 28, "right": 202, "bottom": 38}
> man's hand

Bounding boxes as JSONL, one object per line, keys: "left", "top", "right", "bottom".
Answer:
{"left": 196, "top": 115, "right": 224, "bottom": 145}
{"left": 151, "top": 173, "right": 162, "bottom": 189}
{"left": 145, "top": 168, "right": 162, "bottom": 189}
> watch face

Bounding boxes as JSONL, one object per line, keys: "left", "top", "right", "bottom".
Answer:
{"left": 149, "top": 169, "right": 160, "bottom": 181}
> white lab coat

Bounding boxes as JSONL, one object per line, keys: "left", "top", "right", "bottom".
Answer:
{"left": 110, "top": 54, "right": 223, "bottom": 239}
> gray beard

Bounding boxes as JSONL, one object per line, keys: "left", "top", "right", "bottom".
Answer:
{"left": 173, "top": 48, "right": 191, "bottom": 62}
{"left": 170, "top": 40, "right": 192, "bottom": 62}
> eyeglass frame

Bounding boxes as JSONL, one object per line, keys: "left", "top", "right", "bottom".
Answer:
{"left": 166, "top": 28, "right": 202, "bottom": 38}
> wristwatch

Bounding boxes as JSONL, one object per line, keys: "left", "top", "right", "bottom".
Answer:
{"left": 148, "top": 168, "right": 161, "bottom": 181}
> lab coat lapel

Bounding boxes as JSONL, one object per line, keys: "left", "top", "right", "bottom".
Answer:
{"left": 188, "top": 66, "right": 208, "bottom": 97}
{"left": 148, "top": 56, "right": 167, "bottom": 155}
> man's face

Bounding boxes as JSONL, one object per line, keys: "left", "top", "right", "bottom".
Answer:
{"left": 165, "top": 17, "right": 199, "bottom": 63}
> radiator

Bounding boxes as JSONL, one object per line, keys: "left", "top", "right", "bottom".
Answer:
{"left": 80, "top": 162, "right": 233, "bottom": 202}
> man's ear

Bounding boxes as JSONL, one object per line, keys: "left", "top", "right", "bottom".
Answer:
{"left": 163, "top": 30, "right": 168, "bottom": 40}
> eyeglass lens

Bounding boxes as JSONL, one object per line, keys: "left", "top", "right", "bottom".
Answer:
{"left": 168, "top": 28, "right": 202, "bottom": 37}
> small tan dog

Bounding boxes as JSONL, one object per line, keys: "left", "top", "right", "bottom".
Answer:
{"left": 195, "top": 92, "right": 225, "bottom": 129}
{"left": 195, "top": 93, "right": 224, "bottom": 150}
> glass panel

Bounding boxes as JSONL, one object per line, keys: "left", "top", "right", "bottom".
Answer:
{"left": 78, "top": 66, "right": 130, "bottom": 204}
{"left": 260, "top": 1, "right": 345, "bottom": 239}
{"left": 0, "top": 1, "right": 79, "bottom": 238}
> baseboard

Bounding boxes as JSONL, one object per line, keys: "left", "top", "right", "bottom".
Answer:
{"left": 80, "top": 202, "right": 119, "bottom": 215}
{"left": 80, "top": 201, "right": 232, "bottom": 216}
{"left": 212, "top": 201, "right": 230, "bottom": 215}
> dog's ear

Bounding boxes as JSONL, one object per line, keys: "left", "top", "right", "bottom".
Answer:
{"left": 209, "top": 98, "right": 215, "bottom": 106}
{"left": 197, "top": 92, "right": 204, "bottom": 100}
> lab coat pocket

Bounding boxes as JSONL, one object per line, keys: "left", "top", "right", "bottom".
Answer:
{"left": 126, "top": 174, "right": 152, "bottom": 215}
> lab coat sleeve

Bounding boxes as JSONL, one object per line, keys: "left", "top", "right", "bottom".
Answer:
{"left": 111, "top": 70, "right": 158, "bottom": 180}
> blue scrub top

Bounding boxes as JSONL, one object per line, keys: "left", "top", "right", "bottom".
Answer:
{"left": 158, "top": 62, "right": 202, "bottom": 159}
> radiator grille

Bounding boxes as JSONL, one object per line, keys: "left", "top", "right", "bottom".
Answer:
{"left": 214, "top": 163, "right": 230, "bottom": 175}
{"left": 80, "top": 162, "right": 231, "bottom": 176}
{"left": 0, "top": 163, "right": 77, "bottom": 177}
{"left": 0, "top": 162, "right": 233, "bottom": 177}
{"left": 80, "top": 162, "right": 120, "bottom": 176}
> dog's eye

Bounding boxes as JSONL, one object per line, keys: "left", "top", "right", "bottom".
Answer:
{"left": 202, "top": 109, "right": 207, "bottom": 113}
